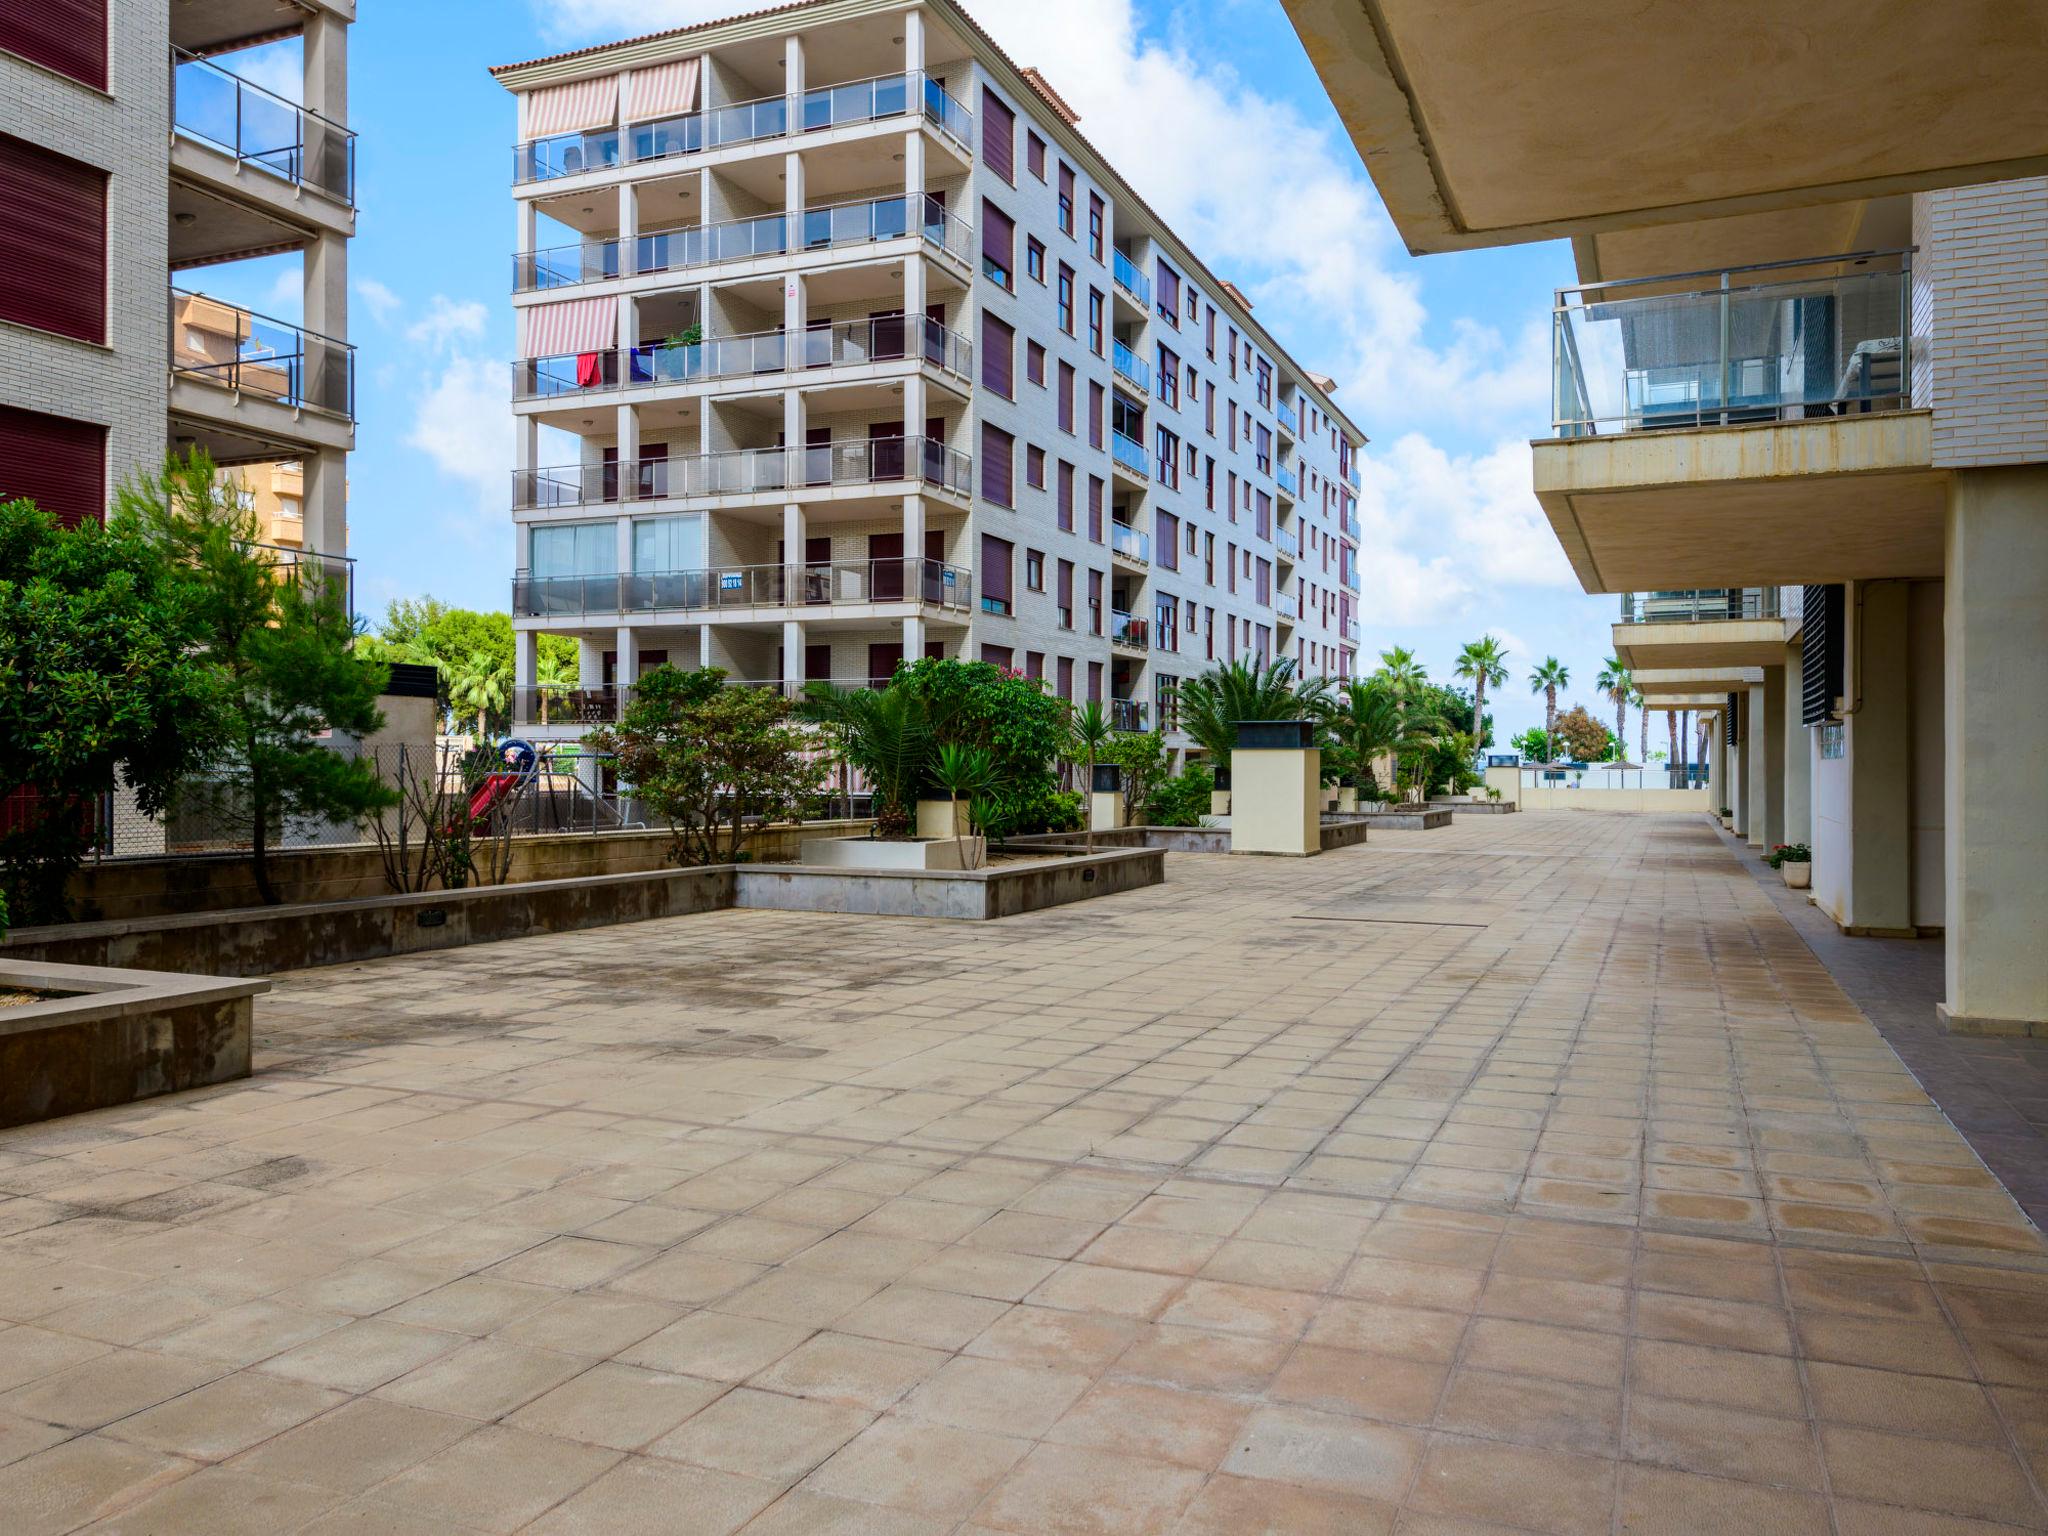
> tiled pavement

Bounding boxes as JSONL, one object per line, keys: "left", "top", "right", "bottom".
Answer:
{"left": 5, "top": 812, "right": 2048, "bottom": 1533}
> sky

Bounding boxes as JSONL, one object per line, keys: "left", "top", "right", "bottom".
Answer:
{"left": 202, "top": 0, "right": 1637, "bottom": 745}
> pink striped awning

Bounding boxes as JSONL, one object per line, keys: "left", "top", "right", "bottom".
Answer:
{"left": 519, "top": 74, "right": 618, "bottom": 139}
{"left": 625, "top": 58, "right": 700, "bottom": 123}
{"left": 519, "top": 296, "right": 617, "bottom": 359}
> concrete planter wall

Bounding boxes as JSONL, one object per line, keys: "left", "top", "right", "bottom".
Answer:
{"left": 735, "top": 846, "right": 1164, "bottom": 920}
{"left": 915, "top": 800, "right": 970, "bottom": 839}
{"left": 798, "top": 836, "right": 986, "bottom": 871}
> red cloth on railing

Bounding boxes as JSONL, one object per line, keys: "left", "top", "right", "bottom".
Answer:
{"left": 576, "top": 352, "right": 603, "bottom": 387}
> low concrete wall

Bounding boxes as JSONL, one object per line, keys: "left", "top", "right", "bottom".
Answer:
{"left": 1006, "top": 827, "right": 1232, "bottom": 855}
{"left": 0, "top": 960, "right": 264, "bottom": 1129}
{"left": 1320, "top": 817, "right": 1373, "bottom": 850}
{"left": 735, "top": 847, "right": 1164, "bottom": 920}
{"left": 1428, "top": 800, "right": 1518, "bottom": 815}
{"left": 63, "top": 820, "right": 871, "bottom": 921}
{"left": 1515, "top": 786, "right": 1713, "bottom": 813}
{"left": 1357, "top": 808, "right": 1453, "bottom": 830}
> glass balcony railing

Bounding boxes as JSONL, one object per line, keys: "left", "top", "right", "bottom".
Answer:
{"left": 1344, "top": 617, "right": 1362, "bottom": 642}
{"left": 1110, "top": 611, "right": 1149, "bottom": 649}
{"left": 1112, "top": 249, "right": 1150, "bottom": 308}
{"left": 514, "top": 557, "right": 971, "bottom": 619}
{"left": 512, "top": 435, "right": 969, "bottom": 509}
{"left": 1618, "top": 589, "right": 1784, "bottom": 624}
{"left": 1553, "top": 250, "right": 1912, "bottom": 437}
{"left": 1276, "top": 402, "right": 1298, "bottom": 436}
{"left": 514, "top": 193, "right": 971, "bottom": 291}
{"left": 171, "top": 48, "right": 355, "bottom": 205}
{"left": 1341, "top": 511, "right": 1361, "bottom": 542}
{"left": 1110, "top": 339, "right": 1150, "bottom": 395}
{"left": 1110, "top": 698, "right": 1148, "bottom": 732}
{"left": 513, "top": 315, "right": 972, "bottom": 398}
{"left": 1276, "top": 466, "right": 1299, "bottom": 498}
{"left": 169, "top": 289, "right": 354, "bottom": 419}
{"left": 1111, "top": 431, "right": 1149, "bottom": 478}
{"left": 1110, "top": 522, "right": 1149, "bottom": 564}
{"left": 511, "top": 70, "right": 972, "bottom": 183}
{"left": 1274, "top": 527, "right": 1298, "bottom": 559}
{"left": 1276, "top": 592, "right": 1299, "bottom": 620}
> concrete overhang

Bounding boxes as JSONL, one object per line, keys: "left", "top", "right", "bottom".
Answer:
{"left": 1533, "top": 412, "right": 1945, "bottom": 594}
{"left": 1633, "top": 667, "right": 1763, "bottom": 705}
{"left": 1635, "top": 691, "right": 1736, "bottom": 712}
{"left": 1614, "top": 622, "right": 1792, "bottom": 673}
{"left": 1279, "top": 0, "right": 2048, "bottom": 257}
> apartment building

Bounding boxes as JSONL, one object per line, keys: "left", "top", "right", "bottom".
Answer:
{"left": 1285, "top": 2, "right": 2048, "bottom": 1034}
{"left": 0, "top": 0, "right": 354, "bottom": 563}
{"left": 492, "top": 0, "right": 1366, "bottom": 747}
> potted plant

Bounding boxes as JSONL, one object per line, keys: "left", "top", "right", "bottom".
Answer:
{"left": 1719, "top": 806, "right": 1735, "bottom": 829}
{"left": 1768, "top": 842, "right": 1811, "bottom": 888}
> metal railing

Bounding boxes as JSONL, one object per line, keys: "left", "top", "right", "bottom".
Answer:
{"left": 1274, "top": 527, "right": 1298, "bottom": 559}
{"left": 1276, "top": 466, "right": 1299, "bottom": 498}
{"left": 1341, "top": 511, "right": 1361, "bottom": 541}
{"left": 1344, "top": 617, "right": 1361, "bottom": 641}
{"left": 513, "top": 435, "right": 969, "bottom": 508}
{"left": 514, "top": 557, "right": 971, "bottom": 619}
{"left": 254, "top": 542, "right": 355, "bottom": 618}
{"left": 169, "top": 289, "right": 354, "bottom": 419}
{"left": 1111, "top": 339, "right": 1150, "bottom": 394}
{"left": 171, "top": 48, "right": 355, "bottom": 204}
{"left": 1112, "top": 249, "right": 1150, "bottom": 308}
{"left": 511, "top": 69, "right": 971, "bottom": 183}
{"left": 1617, "top": 588, "right": 1785, "bottom": 624}
{"left": 1277, "top": 402, "right": 1299, "bottom": 436}
{"left": 1553, "top": 250, "right": 1913, "bottom": 436}
{"left": 513, "top": 315, "right": 972, "bottom": 398}
{"left": 1110, "top": 611, "right": 1149, "bottom": 649}
{"left": 1111, "top": 431, "right": 1149, "bottom": 478}
{"left": 1276, "top": 592, "right": 1299, "bottom": 620}
{"left": 514, "top": 193, "right": 971, "bottom": 291}
{"left": 1111, "top": 698, "right": 1148, "bottom": 732}
{"left": 1110, "top": 521, "right": 1150, "bottom": 564}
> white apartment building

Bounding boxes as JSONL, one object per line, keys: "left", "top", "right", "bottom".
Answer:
{"left": 493, "top": 0, "right": 1366, "bottom": 744}
{"left": 0, "top": 0, "right": 354, "bottom": 568}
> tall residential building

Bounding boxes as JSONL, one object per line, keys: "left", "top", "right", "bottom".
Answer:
{"left": 1284, "top": 3, "right": 2048, "bottom": 1034}
{"left": 0, "top": 0, "right": 354, "bottom": 560}
{"left": 492, "top": 0, "right": 1366, "bottom": 746}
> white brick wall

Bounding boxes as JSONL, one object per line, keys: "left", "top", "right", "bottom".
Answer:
{"left": 1916, "top": 177, "right": 2048, "bottom": 468}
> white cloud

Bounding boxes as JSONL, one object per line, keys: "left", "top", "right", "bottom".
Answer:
{"left": 531, "top": 0, "right": 730, "bottom": 44}
{"left": 406, "top": 296, "right": 490, "bottom": 351}
{"left": 354, "top": 277, "right": 401, "bottom": 325}
{"left": 407, "top": 354, "right": 511, "bottom": 540}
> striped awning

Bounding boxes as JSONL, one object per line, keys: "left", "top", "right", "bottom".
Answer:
{"left": 625, "top": 58, "right": 699, "bottom": 123}
{"left": 519, "top": 74, "right": 618, "bottom": 139}
{"left": 519, "top": 296, "right": 617, "bottom": 359}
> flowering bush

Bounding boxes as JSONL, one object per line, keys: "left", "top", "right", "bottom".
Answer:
{"left": 1766, "top": 842, "right": 1811, "bottom": 868}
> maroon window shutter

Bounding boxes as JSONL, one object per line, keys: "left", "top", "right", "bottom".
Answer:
{"left": 1257, "top": 492, "right": 1272, "bottom": 539}
{"left": 1087, "top": 382, "right": 1104, "bottom": 449}
{"left": 1026, "top": 131, "right": 1046, "bottom": 179}
{"left": 981, "top": 534, "right": 1013, "bottom": 605}
{"left": 0, "top": 134, "right": 106, "bottom": 344}
{"left": 1087, "top": 475, "right": 1103, "bottom": 542}
{"left": 979, "top": 422, "right": 1013, "bottom": 507}
{"left": 1057, "top": 559, "right": 1074, "bottom": 607}
{"left": 1057, "top": 461, "right": 1074, "bottom": 531}
{"left": 1057, "top": 362, "right": 1074, "bottom": 433}
{"left": 1057, "top": 656, "right": 1073, "bottom": 699}
{"left": 1156, "top": 510, "right": 1179, "bottom": 570}
{"left": 1088, "top": 660, "right": 1103, "bottom": 702}
{"left": 980, "top": 311, "right": 1013, "bottom": 397}
{"left": 1026, "top": 651, "right": 1044, "bottom": 680}
{"left": 981, "top": 643, "right": 1014, "bottom": 669}
{"left": 980, "top": 199, "right": 1014, "bottom": 286}
{"left": 0, "top": 404, "right": 106, "bottom": 527}
{"left": 0, "top": 1, "right": 107, "bottom": 90}
{"left": 981, "top": 87, "right": 1015, "bottom": 182}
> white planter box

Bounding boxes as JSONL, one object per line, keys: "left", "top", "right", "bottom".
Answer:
{"left": 1781, "top": 862, "right": 1811, "bottom": 889}
{"left": 915, "top": 800, "right": 970, "bottom": 839}
{"left": 798, "top": 836, "right": 985, "bottom": 871}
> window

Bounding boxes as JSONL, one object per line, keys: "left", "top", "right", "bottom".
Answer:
{"left": 1155, "top": 427, "right": 1180, "bottom": 489}
{"left": 1256, "top": 358, "right": 1273, "bottom": 407}
{"left": 1087, "top": 289, "right": 1104, "bottom": 355}
{"left": 1088, "top": 475, "right": 1104, "bottom": 542}
{"left": 1057, "top": 655, "right": 1074, "bottom": 699}
{"left": 1026, "top": 130, "right": 1046, "bottom": 180}
{"left": 1204, "top": 531, "right": 1215, "bottom": 584}
{"left": 0, "top": 4, "right": 106, "bottom": 89}
{"left": 1154, "top": 259, "right": 1180, "bottom": 326}
{"left": 1088, "top": 382, "right": 1104, "bottom": 449}
{"left": 1026, "top": 444, "right": 1046, "bottom": 489}
{"left": 1088, "top": 660, "right": 1103, "bottom": 703}
{"left": 1255, "top": 492, "right": 1272, "bottom": 540}
{"left": 1226, "top": 541, "right": 1236, "bottom": 593}
{"left": 1057, "top": 560, "right": 1075, "bottom": 629}
{"left": 1057, "top": 163, "right": 1075, "bottom": 234}
{"left": 980, "top": 311, "right": 1014, "bottom": 398}
{"left": 1057, "top": 461, "right": 1075, "bottom": 531}
{"left": 1026, "top": 236, "right": 1045, "bottom": 283}
{"left": 1205, "top": 306, "right": 1216, "bottom": 359}
{"left": 981, "top": 86, "right": 1015, "bottom": 183}
{"left": 1226, "top": 470, "right": 1238, "bottom": 519}
{"left": 1255, "top": 424, "right": 1272, "bottom": 473}
{"left": 1204, "top": 381, "right": 1215, "bottom": 435}
{"left": 633, "top": 513, "right": 703, "bottom": 572}
{"left": 0, "top": 405, "right": 104, "bottom": 528}
{"left": 980, "top": 534, "right": 1014, "bottom": 615}
{"left": 0, "top": 134, "right": 106, "bottom": 344}
{"left": 1154, "top": 595, "right": 1178, "bottom": 651}
{"left": 1026, "top": 650, "right": 1045, "bottom": 680}
{"left": 1227, "top": 328, "right": 1237, "bottom": 378}
{"left": 1026, "top": 549, "right": 1045, "bottom": 591}
{"left": 980, "top": 199, "right": 1014, "bottom": 289}
{"left": 982, "top": 643, "right": 1014, "bottom": 669}
{"left": 1026, "top": 339, "right": 1046, "bottom": 387}
{"left": 1057, "top": 361, "right": 1075, "bottom": 434}
{"left": 1056, "top": 263, "right": 1075, "bottom": 332}
{"left": 1204, "top": 605, "right": 1215, "bottom": 659}
{"left": 980, "top": 422, "right": 1014, "bottom": 507}
{"left": 1088, "top": 569, "right": 1103, "bottom": 635}
{"left": 1156, "top": 346, "right": 1179, "bottom": 409}
{"left": 1087, "top": 193, "right": 1104, "bottom": 261}
{"left": 1204, "top": 457, "right": 1216, "bottom": 512}
{"left": 531, "top": 521, "right": 615, "bottom": 577}
{"left": 1156, "top": 510, "right": 1180, "bottom": 570}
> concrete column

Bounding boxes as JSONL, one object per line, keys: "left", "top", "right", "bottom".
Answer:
{"left": 615, "top": 515, "right": 633, "bottom": 582}
{"left": 618, "top": 180, "right": 638, "bottom": 276}
{"left": 782, "top": 618, "right": 805, "bottom": 693}
{"left": 699, "top": 625, "right": 713, "bottom": 668}
{"left": 904, "top": 8, "right": 924, "bottom": 75}
{"left": 515, "top": 630, "right": 536, "bottom": 722}
{"left": 302, "top": 449, "right": 347, "bottom": 563}
{"left": 1783, "top": 640, "right": 1811, "bottom": 846}
{"left": 301, "top": 7, "right": 348, "bottom": 199}
{"left": 615, "top": 625, "right": 638, "bottom": 695}
{"left": 902, "top": 489, "right": 926, "bottom": 660}
{"left": 1728, "top": 695, "right": 1747, "bottom": 837}
{"left": 1812, "top": 580, "right": 1914, "bottom": 937}
{"left": 1745, "top": 683, "right": 1770, "bottom": 847}
{"left": 616, "top": 404, "right": 639, "bottom": 497}
{"left": 1941, "top": 466, "right": 2048, "bottom": 1033}
{"left": 577, "top": 637, "right": 605, "bottom": 687}
{"left": 617, "top": 292, "right": 637, "bottom": 355}
{"left": 1756, "top": 666, "right": 1786, "bottom": 850}
{"left": 785, "top": 33, "right": 805, "bottom": 112}
{"left": 1707, "top": 719, "right": 1726, "bottom": 813}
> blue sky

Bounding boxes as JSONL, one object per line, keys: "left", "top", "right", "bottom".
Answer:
{"left": 202, "top": 0, "right": 1635, "bottom": 744}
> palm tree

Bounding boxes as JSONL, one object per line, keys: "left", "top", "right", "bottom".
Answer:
{"left": 1528, "top": 657, "right": 1570, "bottom": 760}
{"left": 798, "top": 681, "right": 932, "bottom": 838}
{"left": 1453, "top": 636, "right": 1509, "bottom": 750}
{"left": 1320, "top": 678, "right": 1403, "bottom": 796}
{"left": 1666, "top": 711, "right": 1680, "bottom": 777}
{"left": 533, "top": 644, "right": 576, "bottom": 727}
{"left": 1636, "top": 687, "right": 1649, "bottom": 767}
{"left": 1175, "top": 657, "right": 1329, "bottom": 767}
{"left": 449, "top": 649, "right": 512, "bottom": 742}
{"left": 932, "top": 742, "right": 996, "bottom": 868}
{"left": 1375, "top": 645, "right": 1427, "bottom": 701}
{"left": 1595, "top": 656, "right": 1632, "bottom": 756}
{"left": 1065, "top": 701, "right": 1113, "bottom": 854}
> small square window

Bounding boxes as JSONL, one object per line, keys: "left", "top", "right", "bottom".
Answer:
{"left": 1026, "top": 550, "right": 1045, "bottom": 590}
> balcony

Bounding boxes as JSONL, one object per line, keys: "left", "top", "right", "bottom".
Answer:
{"left": 171, "top": 48, "right": 356, "bottom": 206}
{"left": 1612, "top": 588, "right": 1794, "bottom": 677}
{"left": 1346, "top": 464, "right": 1361, "bottom": 491}
{"left": 513, "top": 435, "right": 969, "bottom": 510}
{"left": 1276, "top": 466, "right": 1300, "bottom": 499}
{"left": 1110, "top": 698, "right": 1148, "bottom": 733}
{"left": 1112, "top": 249, "right": 1150, "bottom": 309}
{"left": 1110, "top": 431, "right": 1149, "bottom": 480}
{"left": 514, "top": 557, "right": 972, "bottom": 620}
{"left": 511, "top": 70, "right": 971, "bottom": 184}
{"left": 1341, "top": 511, "right": 1361, "bottom": 542}
{"left": 1274, "top": 527, "right": 1298, "bottom": 560}
{"left": 1553, "top": 252, "right": 1911, "bottom": 438}
{"left": 1111, "top": 339, "right": 1150, "bottom": 395}
{"left": 515, "top": 685, "right": 625, "bottom": 726}
{"left": 1277, "top": 402, "right": 1298, "bottom": 437}
{"left": 1110, "top": 611, "right": 1149, "bottom": 652}
{"left": 169, "top": 289, "right": 354, "bottom": 422}
{"left": 513, "top": 316, "right": 972, "bottom": 400}
{"left": 1344, "top": 617, "right": 1361, "bottom": 642}
{"left": 1276, "top": 592, "right": 1299, "bottom": 621}
{"left": 1618, "top": 589, "right": 1783, "bottom": 624}
{"left": 1109, "top": 521, "right": 1150, "bottom": 566}
{"left": 513, "top": 193, "right": 971, "bottom": 292}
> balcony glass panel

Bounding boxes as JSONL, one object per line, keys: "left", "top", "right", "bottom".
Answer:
{"left": 169, "top": 289, "right": 354, "bottom": 419}
{"left": 515, "top": 558, "right": 972, "bottom": 618}
{"left": 1554, "top": 252, "right": 1911, "bottom": 436}
{"left": 1111, "top": 339, "right": 1151, "bottom": 393}
{"left": 1111, "top": 249, "right": 1150, "bottom": 306}
{"left": 172, "top": 48, "right": 356, "bottom": 204}
{"left": 1276, "top": 466, "right": 1299, "bottom": 497}
{"left": 1277, "top": 402, "right": 1298, "bottom": 435}
{"left": 1111, "top": 431, "right": 1149, "bottom": 478}
{"left": 1617, "top": 589, "right": 1783, "bottom": 623}
{"left": 1110, "top": 522, "right": 1149, "bottom": 563}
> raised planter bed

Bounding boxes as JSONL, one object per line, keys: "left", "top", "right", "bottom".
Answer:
{"left": 1006, "top": 826, "right": 1232, "bottom": 855}
{"left": 1428, "top": 799, "right": 1518, "bottom": 814}
{"left": 0, "top": 959, "right": 264, "bottom": 1128}
{"left": 737, "top": 846, "right": 1163, "bottom": 919}
{"left": 798, "top": 835, "right": 986, "bottom": 871}
{"left": 1358, "top": 807, "right": 1453, "bottom": 830}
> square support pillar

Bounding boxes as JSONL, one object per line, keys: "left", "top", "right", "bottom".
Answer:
{"left": 1940, "top": 466, "right": 2048, "bottom": 1033}
{"left": 1756, "top": 666, "right": 1786, "bottom": 851}
{"left": 302, "top": 448, "right": 347, "bottom": 562}
{"left": 1812, "top": 581, "right": 1914, "bottom": 937}
{"left": 1782, "top": 641, "right": 1811, "bottom": 847}
{"left": 1228, "top": 722, "right": 1320, "bottom": 857}
{"left": 1745, "top": 683, "right": 1769, "bottom": 848}
{"left": 1089, "top": 763, "right": 1125, "bottom": 832}
{"left": 1729, "top": 695, "right": 1747, "bottom": 835}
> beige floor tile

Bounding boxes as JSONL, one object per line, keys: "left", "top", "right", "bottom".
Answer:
{"left": 103, "top": 1372, "right": 343, "bottom": 1461}
{"left": 618, "top": 1312, "right": 811, "bottom": 1382}
{"left": 74, "top": 1466, "right": 347, "bottom": 1535}
{"left": 802, "top": 1417, "right": 1030, "bottom": 1519}
{"left": 508, "top": 1361, "right": 725, "bottom": 1450}
{"left": 0, "top": 1434, "right": 192, "bottom": 1536}
{"left": 1437, "top": 1366, "right": 1619, "bottom": 1455}
{"left": 1170, "top": 1472, "right": 1396, "bottom": 1535}
{"left": 899, "top": 1355, "right": 1093, "bottom": 1436}
{"left": 747, "top": 1332, "right": 949, "bottom": 1410}
{"left": 226, "top": 1398, "right": 475, "bottom": 1491}
{"left": 1043, "top": 1379, "right": 1248, "bottom": 1467}
{"left": 972, "top": 1442, "right": 1205, "bottom": 1535}
{"left": 1222, "top": 1404, "right": 1423, "bottom": 1502}
{"left": 1617, "top": 1464, "right": 1830, "bottom": 1536}
{"left": 1820, "top": 1424, "right": 2047, "bottom": 1526}
{"left": 1266, "top": 1343, "right": 1447, "bottom": 1425}
{"left": 650, "top": 1386, "right": 870, "bottom": 1481}
{"left": 1, "top": 1350, "right": 223, "bottom": 1433}
{"left": 1623, "top": 1393, "right": 1820, "bottom": 1488}
{"left": 366, "top": 1423, "right": 621, "bottom": 1534}
{"left": 1405, "top": 1434, "right": 1614, "bottom": 1536}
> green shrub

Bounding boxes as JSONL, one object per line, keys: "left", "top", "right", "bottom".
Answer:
{"left": 1146, "top": 763, "right": 1214, "bottom": 827}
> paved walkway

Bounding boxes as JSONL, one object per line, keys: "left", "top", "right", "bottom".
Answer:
{"left": 5, "top": 812, "right": 2048, "bottom": 1534}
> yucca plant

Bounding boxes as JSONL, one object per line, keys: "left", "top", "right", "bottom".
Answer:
{"left": 798, "top": 681, "right": 930, "bottom": 838}
{"left": 931, "top": 742, "right": 996, "bottom": 868}
{"left": 1064, "top": 701, "right": 1113, "bottom": 854}
{"left": 1174, "top": 657, "right": 1330, "bottom": 767}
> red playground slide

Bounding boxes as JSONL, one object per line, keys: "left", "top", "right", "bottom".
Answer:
{"left": 463, "top": 772, "right": 519, "bottom": 827}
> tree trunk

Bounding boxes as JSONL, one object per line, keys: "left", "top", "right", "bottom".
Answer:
{"left": 1083, "top": 753, "right": 1095, "bottom": 855}
{"left": 248, "top": 744, "right": 278, "bottom": 906}
{"left": 1544, "top": 687, "right": 1557, "bottom": 758}
{"left": 1615, "top": 696, "right": 1625, "bottom": 750}
{"left": 1474, "top": 680, "right": 1487, "bottom": 749}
